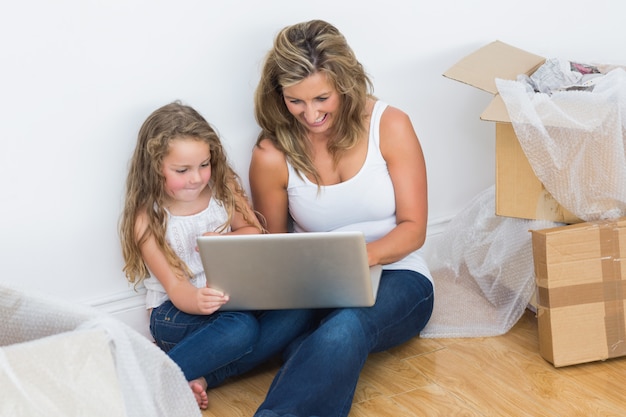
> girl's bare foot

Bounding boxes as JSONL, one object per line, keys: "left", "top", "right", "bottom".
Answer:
{"left": 189, "top": 377, "right": 209, "bottom": 410}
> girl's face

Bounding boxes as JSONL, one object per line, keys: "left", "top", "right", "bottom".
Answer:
{"left": 282, "top": 71, "right": 340, "bottom": 136}
{"left": 161, "top": 137, "right": 212, "bottom": 204}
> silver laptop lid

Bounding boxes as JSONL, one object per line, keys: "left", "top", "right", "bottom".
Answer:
{"left": 196, "top": 231, "right": 382, "bottom": 310}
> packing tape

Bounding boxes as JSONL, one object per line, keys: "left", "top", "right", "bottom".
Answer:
{"left": 600, "top": 222, "right": 626, "bottom": 358}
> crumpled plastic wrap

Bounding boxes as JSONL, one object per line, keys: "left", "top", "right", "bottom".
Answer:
{"left": 496, "top": 68, "right": 626, "bottom": 221}
{"left": 421, "top": 186, "right": 560, "bottom": 338}
{"left": 1, "top": 329, "right": 126, "bottom": 417}
{"left": 0, "top": 285, "right": 201, "bottom": 417}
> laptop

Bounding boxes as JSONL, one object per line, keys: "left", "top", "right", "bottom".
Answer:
{"left": 196, "top": 231, "right": 383, "bottom": 310}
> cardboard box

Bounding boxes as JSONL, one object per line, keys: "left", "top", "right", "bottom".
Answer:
{"left": 445, "top": 41, "right": 581, "bottom": 224}
{"left": 531, "top": 218, "right": 626, "bottom": 367}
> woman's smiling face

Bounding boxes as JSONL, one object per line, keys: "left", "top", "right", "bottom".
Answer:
{"left": 282, "top": 72, "right": 340, "bottom": 135}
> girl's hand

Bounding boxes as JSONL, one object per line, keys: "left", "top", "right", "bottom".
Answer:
{"left": 196, "top": 287, "right": 230, "bottom": 314}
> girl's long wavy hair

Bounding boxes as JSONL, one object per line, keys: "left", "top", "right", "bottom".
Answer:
{"left": 120, "top": 101, "right": 261, "bottom": 285}
{"left": 254, "top": 19, "right": 374, "bottom": 184}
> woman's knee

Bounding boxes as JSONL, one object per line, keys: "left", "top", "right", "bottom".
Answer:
{"left": 317, "top": 310, "right": 369, "bottom": 352}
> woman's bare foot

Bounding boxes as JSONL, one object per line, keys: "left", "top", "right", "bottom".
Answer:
{"left": 189, "top": 377, "right": 209, "bottom": 410}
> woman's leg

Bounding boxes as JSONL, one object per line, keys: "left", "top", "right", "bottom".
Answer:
{"left": 150, "top": 301, "right": 260, "bottom": 381}
{"left": 205, "top": 308, "right": 316, "bottom": 388}
{"left": 254, "top": 270, "right": 434, "bottom": 417}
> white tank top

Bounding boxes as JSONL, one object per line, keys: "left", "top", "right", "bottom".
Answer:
{"left": 143, "top": 197, "right": 231, "bottom": 309}
{"left": 286, "top": 101, "right": 432, "bottom": 281}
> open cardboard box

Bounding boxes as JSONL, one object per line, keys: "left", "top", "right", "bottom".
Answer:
{"left": 531, "top": 218, "right": 626, "bottom": 367}
{"left": 444, "top": 41, "right": 581, "bottom": 224}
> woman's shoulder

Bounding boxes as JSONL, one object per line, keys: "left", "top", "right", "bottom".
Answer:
{"left": 377, "top": 102, "right": 419, "bottom": 155}
{"left": 369, "top": 99, "right": 410, "bottom": 130}
{"left": 378, "top": 102, "right": 409, "bottom": 122}
{"left": 252, "top": 138, "right": 287, "bottom": 166}
{"left": 378, "top": 102, "right": 413, "bottom": 132}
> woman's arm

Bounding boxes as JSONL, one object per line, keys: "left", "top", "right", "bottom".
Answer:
{"left": 249, "top": 139, "right": 291, "bottom": 233}
{"left": 135, "top": 212, "right": 228, "bottom": 314}
{"left": 367, "top": 105, "right": 428, "bottom": 266}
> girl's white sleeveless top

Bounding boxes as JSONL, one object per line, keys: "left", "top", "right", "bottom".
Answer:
{"left": 143, "top": 198, "right": 231, "bottom": 309}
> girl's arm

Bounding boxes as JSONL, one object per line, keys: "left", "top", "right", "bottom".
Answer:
{"left": 249, "top": 139, "right": 291, "bottom": 233}
{"left": 224, "top": 180, "right": 265, "bottom": 235}
{"left": 135, "top": 211, "right": 228, "bottom": 315}
{"left": 367, "top": 105, "right": 428, "bottom": 266}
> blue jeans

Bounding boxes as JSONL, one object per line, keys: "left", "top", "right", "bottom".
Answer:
{"left": 254, "top": 269, "right": 434, "bottom": 417}
{"left": 150, "top": 301, "right": 314, "bottom": 387}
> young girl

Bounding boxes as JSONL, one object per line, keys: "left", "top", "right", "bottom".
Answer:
{"left": 119, "top": 102, "right": 312, "bottom": 410}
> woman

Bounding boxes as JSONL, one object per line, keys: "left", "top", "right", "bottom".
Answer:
{"left": 249, "top": 20, "right": 434, "bottom": 417}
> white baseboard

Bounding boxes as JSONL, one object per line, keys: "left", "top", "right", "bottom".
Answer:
{"left": 426, "top": 215, "right": 453, "bottom": 238}
{"left": 91, "top": 217, "right": 453, "bottom": 338}
{"left": 86, "top": 288, "right": 152, "bottom": 339}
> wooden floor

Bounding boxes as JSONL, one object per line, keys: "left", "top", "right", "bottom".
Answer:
{"left": 201, "top": 309, "right": 626, "bottom": 416}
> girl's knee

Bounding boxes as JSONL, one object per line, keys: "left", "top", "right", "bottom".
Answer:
{"left": 221, "top": 312, "right": 261, "bottom": 347}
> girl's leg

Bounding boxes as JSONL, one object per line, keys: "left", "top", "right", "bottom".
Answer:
{"left": 254, "top": 270, "right": 434, "bottom": 417}
{"left": 150, "top": 301, "right": 260, "bottom": 381}
{"left": 205, "top": 308, "right": 316, "bottom": 388}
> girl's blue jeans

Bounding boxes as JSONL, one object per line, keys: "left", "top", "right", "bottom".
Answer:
{"left": 150, "top": 301, "right": 314, "bottom": 387}
{"left": 254, "top": 269, "right": 434, "bottom": 417}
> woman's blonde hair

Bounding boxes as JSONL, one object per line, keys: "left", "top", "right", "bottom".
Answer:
{"left": 120, "top": 101, "right": 261, "bottom": 284}
{"left": 254, "top": 19, "right": 374, "bottom": 183}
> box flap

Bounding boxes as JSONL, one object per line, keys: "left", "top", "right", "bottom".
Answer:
{"left": 443, "top": 40, "right": 545, "bottom": 95}
{"left": 481, "top": 94, "right": 510, "bottom": 123}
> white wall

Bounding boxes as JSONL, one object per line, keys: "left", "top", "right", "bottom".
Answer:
{"left": 1, "top": 0, "right": 624, "bottom": 335}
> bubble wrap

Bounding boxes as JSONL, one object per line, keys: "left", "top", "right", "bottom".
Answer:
{"left": 0, "top": 285, "right": 201, "bottom": 417}
{"left": 496, "top": 68, "right": 626, "bottom": 221}
{"left": 421, "top": 187, "right": 560, "bottom": 338}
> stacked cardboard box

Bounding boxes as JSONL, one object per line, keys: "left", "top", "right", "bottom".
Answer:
{"left": 531, "top": 218, "right": 626, "bottom": 366}
{"left": 444, "top": 41, "right": 581, "bottom": 224}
